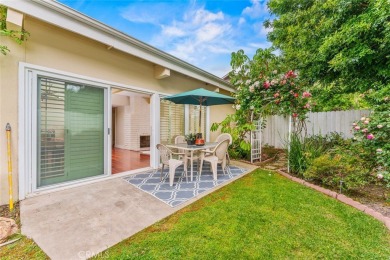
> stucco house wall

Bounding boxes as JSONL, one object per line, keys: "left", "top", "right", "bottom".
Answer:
{"left": 0, "top": 2, "right": 234, "bottom": 205}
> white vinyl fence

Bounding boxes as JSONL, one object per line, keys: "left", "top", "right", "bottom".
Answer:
{"left": 260, "top": 109, "right": 371, "bottom": 149}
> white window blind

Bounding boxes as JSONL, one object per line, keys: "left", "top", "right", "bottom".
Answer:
{"left": 160, "top": 100, "right": 184, "bottom": 144}
{"left": 38, "top": 76, "right": 105, "bottom": 187}
{"left": 39, "top": 78, "right": 66, "bottom": 180}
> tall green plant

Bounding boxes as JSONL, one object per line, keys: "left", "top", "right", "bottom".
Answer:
{"left": 288, "top": 133, "right": 306, "bottom": 175}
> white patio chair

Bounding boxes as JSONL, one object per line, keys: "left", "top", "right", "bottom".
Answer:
{"left": 156, "top": 144, "right": 187, "bottom": 186}
{"left": 175, "top": 135, "right": 200, "bottom": 170}
{"left": 199, "top": 139, "right": 230, "bottom": 181}
{"left": 174, "top": 135, "right": 186, "bottom": 157}
{"left": 205, "top": 133, "right": 232, "bottom": 165}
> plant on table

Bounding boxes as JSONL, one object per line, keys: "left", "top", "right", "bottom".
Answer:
{"left": 184, "top": 133, "right": 196, "bottom": 145}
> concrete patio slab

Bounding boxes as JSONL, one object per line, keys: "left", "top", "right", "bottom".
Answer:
{"left": 21, "top": 177, "right": 176, "bottom": 260}
{"left": 21, "top": 162, "right": 257, "bottom": 260}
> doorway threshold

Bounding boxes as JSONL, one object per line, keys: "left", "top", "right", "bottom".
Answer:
{"left": 25, "top": 167, "right": 154, "bottom": 199}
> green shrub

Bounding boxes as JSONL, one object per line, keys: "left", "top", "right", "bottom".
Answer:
{"left": 304, "top": 153, "right": 370, "bottom": 191}
{"left": 288, "top": 132, "right": 346, "bottom": 176}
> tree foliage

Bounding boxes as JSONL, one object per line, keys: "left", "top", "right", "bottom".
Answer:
{"left": 266, "top": 0, "right": 390, "bottom": 97}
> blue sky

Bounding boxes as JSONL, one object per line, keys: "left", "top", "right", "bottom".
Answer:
{"left": 58, "top": 0, "right": 272, "bottom": 77}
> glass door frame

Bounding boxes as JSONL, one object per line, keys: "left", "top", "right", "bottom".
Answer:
{"left": 30, "top": 70, "right": 110, "bottom": 193}
{"left": 19, "top": 63, "right": 163, "bottom": 199}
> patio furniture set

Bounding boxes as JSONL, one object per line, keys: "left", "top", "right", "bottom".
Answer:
{"left": 159, "top": 87, "right": 235, "bottom": 186}
{"left": 156, "top": 133, "right": 232, "bottom": 186}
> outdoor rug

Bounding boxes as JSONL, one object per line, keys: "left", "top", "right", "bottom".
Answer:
{"left": 124, "top": 163, "right": 248, "bottom": 207}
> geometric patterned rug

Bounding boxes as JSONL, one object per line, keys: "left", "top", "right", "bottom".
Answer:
{"left": 124, "top": 162, "right": 248, "bottom": 207}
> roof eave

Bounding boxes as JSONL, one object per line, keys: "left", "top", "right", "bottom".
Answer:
{"left": 1, "top": 0, "right": 235, "bottom": 93}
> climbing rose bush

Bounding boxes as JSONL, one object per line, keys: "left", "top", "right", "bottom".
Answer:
{"left": 352, "top": 100, "right": 390, "bottom": 186}
{"left": 232, "top": 69, "right": 313, "bottom": 121}
{"left": 212, "top": 48, "right": 314, "bottom": 159}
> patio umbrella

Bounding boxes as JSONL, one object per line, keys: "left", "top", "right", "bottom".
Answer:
{"left": 164, "top": 88, "right": 235, "bottom": 133}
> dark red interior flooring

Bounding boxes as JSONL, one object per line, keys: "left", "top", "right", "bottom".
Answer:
{"left": 111, "top": 148, "right": 150, "bottom": 174}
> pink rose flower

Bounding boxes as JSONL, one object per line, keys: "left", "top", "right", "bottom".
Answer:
{"left": 352, "top": 123, "right": 357, "bottom": 126}
{"left": 302, "top": 91, "right": 312, "bottom": 98}
{"left": 366, "top": 133, "right": 374, "bottom": 140}
{"left": 354, "top": 126, "right": 360, "bottom": 130}
{"left": 285, "top": 70, "right": 297, "bottom": 78}
{"left": 263, "top": 81, "right": 271, "bottom": 89}
{"left": 364, "top": 120, "right": 369, "bottom": 124}
{"left": 362, "top": 128, "right": 368, "bottom": 133}
{"left": 377, "top": 173, "right": 383, "bottom": 179}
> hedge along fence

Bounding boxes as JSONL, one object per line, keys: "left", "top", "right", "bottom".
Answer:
{"left": 260, "top": 110, "right": 371, "bottom": 149}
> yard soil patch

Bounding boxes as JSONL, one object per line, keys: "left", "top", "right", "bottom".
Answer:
{"left": 0, "top": 202, "right": 20, "bottom": 226}
{"left": 348, "top": 185, "right": 390, "bottom": 217}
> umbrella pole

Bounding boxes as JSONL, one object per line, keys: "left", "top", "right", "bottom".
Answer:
{"left": 199, "top": 98, "right": 202, "bottom": 135}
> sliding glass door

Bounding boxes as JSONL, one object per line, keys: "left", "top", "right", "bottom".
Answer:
{"left": 38, "top": 76, "right": 106, "bottom": 187}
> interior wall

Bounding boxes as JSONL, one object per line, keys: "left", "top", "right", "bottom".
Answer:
{"left": 115, "top": 106, "right": 127, "bottom": 148}
{"left": 113, "top": 95, "right": 150, "bottom": 151}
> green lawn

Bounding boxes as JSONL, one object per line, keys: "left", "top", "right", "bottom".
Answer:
{"left": 96, "top": 169, "right": 390, "bottom": 259}
{"left": 0, "top": 234, "right": 48, "bottom": 260}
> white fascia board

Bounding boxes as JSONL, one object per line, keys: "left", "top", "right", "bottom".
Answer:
{"left": 2, "top": 0, "right": 235, "bottom": 93}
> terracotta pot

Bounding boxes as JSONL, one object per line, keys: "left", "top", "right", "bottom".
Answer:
{"left": 195, "top": 138, "right": 205, "bottom": 146}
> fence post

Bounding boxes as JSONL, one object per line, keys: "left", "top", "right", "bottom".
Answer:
{"left": 287, "top": 115, "right": 292, "bottom": 173}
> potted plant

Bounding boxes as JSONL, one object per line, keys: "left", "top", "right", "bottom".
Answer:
{"left": 185, "top": 133, "right": 196, "bottom": 145}
{"left": 195, "top": 132, "right": 205, "bottom": 146}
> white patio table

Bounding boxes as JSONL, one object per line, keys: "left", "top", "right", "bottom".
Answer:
{"left": 166, "top": 142, "right": 218, "bottom": 181}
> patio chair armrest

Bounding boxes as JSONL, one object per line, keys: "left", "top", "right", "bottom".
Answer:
{"left": 171, "top": 152, "right": 186, "bottom": 156}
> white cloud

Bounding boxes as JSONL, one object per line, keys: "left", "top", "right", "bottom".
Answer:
{"left": 191, "top": 9, "right": 224, "bottom": 25}
{"left": 238, "top": 17, "right": 246, "bottom": 25}
{"left": 242, "top": 0, "right": 268, "bottom": 19}
{"left": 120, "top": 3, "right": 182, "bottom": 24}
{"left": 196, "top": 23, "right": 231, "bottom": 42}
{"left": 162, "top": 25, "right": 186, "bottom": 37}
{"left": 121, "top": 1, "right": 272, "bottom": 77}
{"left": 148, "top": 5, "right": 235, "bottom": 70}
